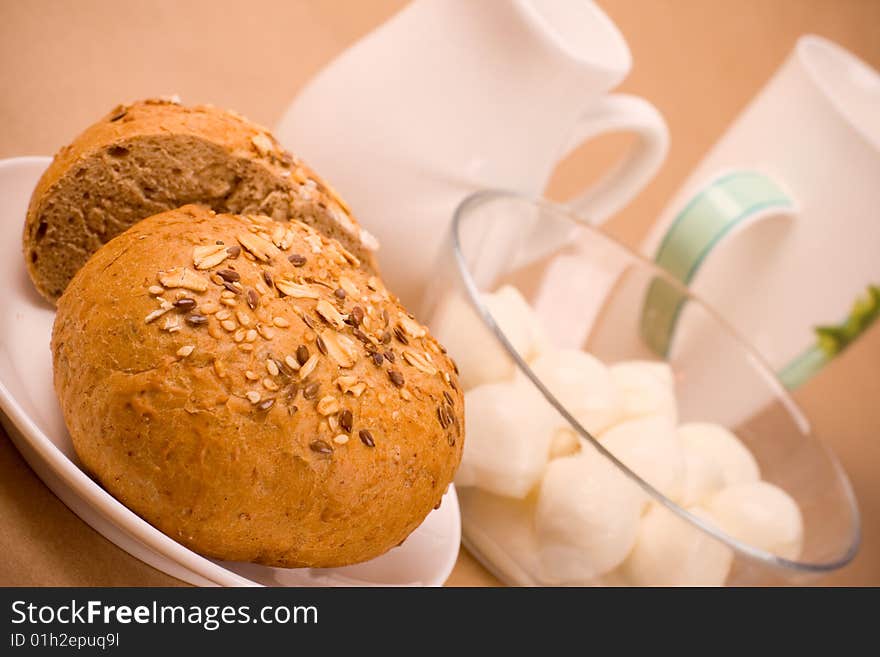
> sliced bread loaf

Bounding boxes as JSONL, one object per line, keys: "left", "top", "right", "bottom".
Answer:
{"left": 23, "top": 98, "right": 379, "bottom": 303}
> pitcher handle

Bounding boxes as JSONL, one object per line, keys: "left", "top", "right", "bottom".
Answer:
{"left": 562, "top": 93, "right": 669, "bottom": 223}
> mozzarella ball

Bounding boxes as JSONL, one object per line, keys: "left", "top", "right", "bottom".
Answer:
{"left": 549, "top": 427, "right": 582, "bottom": 460}
{"left": 609, "top": 360, "right": 678, "bottom": 424}
{"left": 528, "top": 349, "right": 621, "bottom": 435}
{"left": 623, "top": 504, "right": 733, "bottom": 586}
{"left": 677, "top": 423, "right": 760, "bottom": 488}
{"left": 535, "top": 447, "right": 642, "bottom": 583}
{"left": 678, "top": 446, "right": 726, "bottom": 507}
{"left": 600, "top": 415, "right": 685, "bottom": 504}
{"left": 706, "top": 481, "right": 803, "bottom": 560}
{"left": 430, "top": 290, "right": 523, "bottom": 390}
{"left": 490, "top": 285, "right": 549, "bottom": 363}
{"left": 456, "top": 380, "right": 558, "bottom": 498}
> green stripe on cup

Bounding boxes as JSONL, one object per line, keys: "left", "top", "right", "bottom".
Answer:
{"left": 641, "top": 170, "right": 795, "bottom": 359}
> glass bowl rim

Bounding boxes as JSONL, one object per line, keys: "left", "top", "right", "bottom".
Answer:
{"left": 450, "top": 189, "right": 861, "bottom": 575}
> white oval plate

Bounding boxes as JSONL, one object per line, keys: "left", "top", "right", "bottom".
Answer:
{"left": 0, "top": 156, "right": 461, "bottom": 587}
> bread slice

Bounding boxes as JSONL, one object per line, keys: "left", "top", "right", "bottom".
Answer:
{"left": 23, "top": 98, "right": 379, "bottom": 303}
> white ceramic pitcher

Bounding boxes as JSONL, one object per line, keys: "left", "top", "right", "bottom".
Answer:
{"left": 276, "top": 0, "right": 668, "bottom": 306}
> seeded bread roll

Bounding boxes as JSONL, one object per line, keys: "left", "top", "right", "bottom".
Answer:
{"left": 25, "top": 98, "right": 378, "bottom": 303}
{"left": 52, "top": 205, "right": 462, "bottom": 568}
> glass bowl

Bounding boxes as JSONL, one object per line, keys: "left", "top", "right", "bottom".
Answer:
{"left": 421, "top": 190, "right": 860, "bottom": 586}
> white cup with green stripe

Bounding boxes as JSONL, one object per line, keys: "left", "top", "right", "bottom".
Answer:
{"left": 643, "top": 164, "right": 880, "bottom": 389}
{"left": 643, "top": 169, "right": 798, "bottom": 378}
{"left": 642, "top": 35, "right": 880, "bottom": 389}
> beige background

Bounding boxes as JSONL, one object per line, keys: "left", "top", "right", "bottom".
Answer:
{"left": 1, "top": 0, "right": 878, "bottom": 586}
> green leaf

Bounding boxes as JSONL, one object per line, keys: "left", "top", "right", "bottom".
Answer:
{"left": 813, "top": 283, "right": 880, "bottom": 357}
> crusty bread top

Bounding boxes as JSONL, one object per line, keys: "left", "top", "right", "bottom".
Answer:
{"left": 51, "top": 205, "right": 462, "bottom": 567}
{"left": 24, "top": 98, "right": 379, "bottom": 302}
